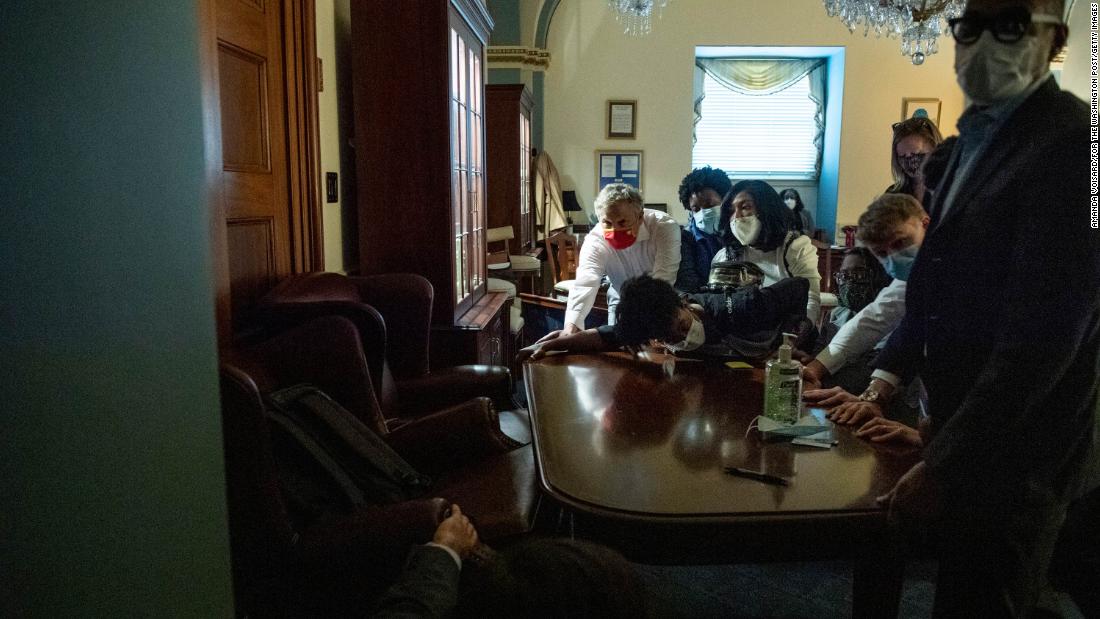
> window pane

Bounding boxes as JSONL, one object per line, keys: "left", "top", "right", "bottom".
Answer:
{"left": 692, "top": 69, "right": 820, "bottom": 179}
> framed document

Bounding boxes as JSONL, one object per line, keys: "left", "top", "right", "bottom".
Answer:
{"left": 596, "top": 150, "right": 643, "bottom": 194}
{"left": 900, "top": 97, "right": 941, "bottom": 128}
{"left": 607, "top": 100, "right": 637, "bottom": 139}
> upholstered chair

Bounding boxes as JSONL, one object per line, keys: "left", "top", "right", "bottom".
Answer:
{"left": 253, "top": 272, "right": 523, "bottom": 429}
{"left": 221, "top": 315, "right": 537, "bottom": 615}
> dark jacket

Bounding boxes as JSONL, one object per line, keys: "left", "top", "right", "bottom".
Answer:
{"left": 873, "top": 77, "right": 1100, "bottom": 505}
{"left": 676, "top": 223, "right": 724, "bottom": 293}
{"left": 371, "top": 545, "right": 459, "bottom": 618}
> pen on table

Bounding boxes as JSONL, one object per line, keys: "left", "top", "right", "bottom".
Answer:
{"left": 723, "top": 467, "right": 790, "bottom": 486}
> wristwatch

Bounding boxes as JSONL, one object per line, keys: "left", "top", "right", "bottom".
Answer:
{"left": 858, "top": 388, "right": 881, "bottom": 404}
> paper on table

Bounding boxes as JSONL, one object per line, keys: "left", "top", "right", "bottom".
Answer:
{"left": 725, "top": 361, "right": 753, "bottom": 369}
{"left": 757, "top": 413, "right": 830, "bottom": 438}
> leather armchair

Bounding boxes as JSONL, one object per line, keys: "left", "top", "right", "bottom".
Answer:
{"left": 220, "top": 360, "right": 449, "bottom": 617}
{"left": 220, "top": 316, "right": 536, "bottom": 606}
{"left": 253, "top": 272, "right": 517, "bottom": 422}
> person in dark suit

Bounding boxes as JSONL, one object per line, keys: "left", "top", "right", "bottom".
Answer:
{"left": 370, "top": 504, "right": 478, "bottom": 617}
{"left": 870, "top": 0, "right": 1099, "bottom": 615}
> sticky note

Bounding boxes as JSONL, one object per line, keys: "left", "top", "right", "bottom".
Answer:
{"left": 725, "top": 361, "right": 753, "bottom": 369}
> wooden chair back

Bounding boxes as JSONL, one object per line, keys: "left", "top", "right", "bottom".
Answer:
{"left": 544, "top": 227, "right": 578, "bottom": 284}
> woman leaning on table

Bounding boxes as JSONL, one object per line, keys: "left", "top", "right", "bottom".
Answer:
{"left": 712, "top": 180, "right": 821, "bottom": 320}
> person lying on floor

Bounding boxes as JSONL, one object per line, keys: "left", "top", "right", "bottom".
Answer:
{"left": 518, "top": 273, "right": 808, "bottom": 361}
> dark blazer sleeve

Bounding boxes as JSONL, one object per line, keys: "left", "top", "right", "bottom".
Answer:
{"left": 371, "top": 545, "right": 460, "bottom": 618}
{"left": 923, "top": 99, "right": 1100, "bottom": 499}
{"left": 869, "top": 301, "right": 924, "bottom": 381}
{"left": 674, "top": 228, "right": 705, "bottom": 293}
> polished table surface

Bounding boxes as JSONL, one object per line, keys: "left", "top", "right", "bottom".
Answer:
{"left": 525, "top": 352, "right": 923, "bottom": 616}
{"left": 525, "top": 352, "right": 920, "bottom": 522}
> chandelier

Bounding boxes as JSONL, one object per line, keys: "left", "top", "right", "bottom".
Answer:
{"left": 607, "top": 0, "right": 670, "bottom": 37}
{"left": 822, "top": 0, "right": 965, "bottom": 64}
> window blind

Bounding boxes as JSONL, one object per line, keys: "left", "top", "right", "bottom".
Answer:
{"left": 692, "top": 70, "right": 820, "bottom": 180}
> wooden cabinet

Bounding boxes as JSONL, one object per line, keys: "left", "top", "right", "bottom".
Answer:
{"left": 351, "top": 0, "right": 500, "bottom": 366}
{"left": 485, "top": 84, "right": 534, "bottom": 256}
{"left": 430, "top": 292, "right": 509, "bottom": 370}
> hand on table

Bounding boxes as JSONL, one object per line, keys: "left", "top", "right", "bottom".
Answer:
{"left": 877, "top": 462, "right": 940, "bottom": 525}
{"left": 856, "top": 417, "right": 923, "bottom": 447}
{"left": 826, "top": 400, "right": 884, "bottom": 426}
{"left": 803, "top": 386, "right": 858, "bottom": 407}
{"left": 791, "top": 348, "right": 815, "bottom": 365}
{"left": 433, "top": 504, "right": 479, "bottom": 559}
{"left": 517, "top": 330, "right": 563, "bottom": 363}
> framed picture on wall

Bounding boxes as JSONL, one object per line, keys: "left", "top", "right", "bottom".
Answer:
{"left": 596, "top": 150, "right": 643, "bottom": 194}
{"left": 901, "top": 97, "right": 941, "bottom": 128}
{"left": 606, "top": 100, "right": 637, "bottom": 139}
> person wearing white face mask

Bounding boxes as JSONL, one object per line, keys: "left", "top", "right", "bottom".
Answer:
{"left": 676, "top": 167, "right": 732, "bottom": 292}
{"left": 516, "top": 274, "right": 809, "bottom": 362}
{"left": 780, "top": 188, "right": 815, "bottom": 237}
{"left": 868, "top": 1, "right": 1100, "bottom": 616}
{"left": 712, "top": 180, "right": 822, "bottom": 321}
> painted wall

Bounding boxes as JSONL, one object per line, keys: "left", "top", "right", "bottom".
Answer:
{"left": 317, "top": 0, "right": 357, "bottom": 273}
{"left": 1061, "top": 0, "right": 1093, "bottom": 102}
{"left": 1, "top": 2, "right": 232, "bottom": 616}
{"left": 541, "top": 0, "right": 967, "bottom": 235}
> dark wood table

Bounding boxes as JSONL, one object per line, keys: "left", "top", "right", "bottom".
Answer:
{"left": 524, "top": 353, "right": 922, "bottom": 618}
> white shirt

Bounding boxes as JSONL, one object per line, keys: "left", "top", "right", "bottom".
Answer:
{"left": 713, "top": 233, "right": 821, "bottom": 319}
{"left": 565, "top": 208, "right": 681, "bottom": 329}
{"left": 816, "top": 279, "right": 907, "bottom": 375}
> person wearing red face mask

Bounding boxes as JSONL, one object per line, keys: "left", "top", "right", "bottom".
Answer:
{"left": 561, "top": 183, "right": 681, "bottom": 335}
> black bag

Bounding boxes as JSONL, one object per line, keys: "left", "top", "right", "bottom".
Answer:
{"left": 266, "top": 384, "right": 432, "bottom": 522}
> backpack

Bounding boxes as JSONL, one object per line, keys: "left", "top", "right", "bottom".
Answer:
{"left": 266, "top": 384, "right": 432, "bottom": 524}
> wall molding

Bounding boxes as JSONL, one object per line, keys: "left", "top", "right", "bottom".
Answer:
{"left": 487, "top": 45, "right": 551, "bottom": 69}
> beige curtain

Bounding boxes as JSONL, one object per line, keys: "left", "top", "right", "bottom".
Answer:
{"left": 807, "top": 63, "right": 828, "bottom": 178}
{"left": 693, "top": 58, "right": 828, "bottom": 177}
{"left": 695, "top": 58, "right": 824, "bottom": 95}
{"left": 533, "top": 151, "right": 567, "bottom": 238}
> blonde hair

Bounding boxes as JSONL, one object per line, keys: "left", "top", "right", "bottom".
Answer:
{"left": 593, "top": 183, "right": 644, "bottom": 219}
{"left": 857, "top": 193, "right": 925, "bottom": 246}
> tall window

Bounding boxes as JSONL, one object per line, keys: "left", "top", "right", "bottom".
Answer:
{"left": 450, "top": 26, "right": 485, "bottom": 306}
{"left": 692, "top": 60, "right": 824, "bottom": 180}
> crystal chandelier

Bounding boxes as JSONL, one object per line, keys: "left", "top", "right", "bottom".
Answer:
{"left": 607, "top": 0, "right": 670, "bottom": 37}
{"left": 822, "top": 0, "right": 965, "bottom": 64}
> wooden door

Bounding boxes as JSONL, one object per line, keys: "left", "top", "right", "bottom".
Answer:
{"left": 215, "top": 0, "right": 322, "bottom": 328}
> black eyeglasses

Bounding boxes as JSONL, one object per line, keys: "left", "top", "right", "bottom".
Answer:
{"left": 948, "top": 9, "right": 1063, "bottom": 45}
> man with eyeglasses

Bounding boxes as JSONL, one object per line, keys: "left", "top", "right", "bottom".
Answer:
{"left": 870, "top": 1, "right": 1100, "bottom": 616}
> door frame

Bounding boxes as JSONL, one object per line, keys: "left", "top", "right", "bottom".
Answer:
{"left": 199, "top": 0, "right": 323, "bottom": 347}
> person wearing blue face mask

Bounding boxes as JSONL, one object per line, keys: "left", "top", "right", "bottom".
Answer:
{"left": 802, "top": 194, "right": 926, "bottom": 423}
{"left": 867, "top": 1, "right": 1100, "bottom": 616}
{"left": 675, "top": 167, "right": 731, "bottom": 292}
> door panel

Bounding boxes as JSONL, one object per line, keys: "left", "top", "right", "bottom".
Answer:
{"left": 217, "top": 44, "right": 269, "bottom": 171}
{"left": 226, "top": 218, "right": 276, "bottom": 309}
{"left": 217, "top": 0, "right": 291, "bottom": 324}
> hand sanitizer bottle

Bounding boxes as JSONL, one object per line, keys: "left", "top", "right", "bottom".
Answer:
{"left": 764, "top": 333, "right": 802, "bottom": 425}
